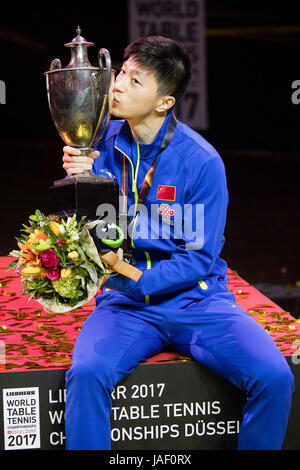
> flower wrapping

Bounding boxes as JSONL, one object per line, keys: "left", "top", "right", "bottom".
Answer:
{"left": 7, "top": 210, "right": 107, "bottom": 314}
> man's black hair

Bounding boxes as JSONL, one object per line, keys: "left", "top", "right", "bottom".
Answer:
{"left": 123, "top": 36, "right": 192, "bottom": 102}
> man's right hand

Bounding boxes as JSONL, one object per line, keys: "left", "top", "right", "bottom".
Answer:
{"left": 62, "top": 146, "right": 100, "bottom": 176}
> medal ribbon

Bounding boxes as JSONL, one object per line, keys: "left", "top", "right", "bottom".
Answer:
{"left": 121, "top": 112, "right": 177, "bottom": 208}
{"left": 120, "top": 112, "right": 177, "bottom": 254}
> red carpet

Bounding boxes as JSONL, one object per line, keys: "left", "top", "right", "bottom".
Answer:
{"left": 0, "top": 256, "right": 299, "bottom": 371}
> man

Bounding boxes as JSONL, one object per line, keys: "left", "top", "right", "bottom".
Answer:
{"left": 62, "top": 36, "right": 294, "bottom": 450}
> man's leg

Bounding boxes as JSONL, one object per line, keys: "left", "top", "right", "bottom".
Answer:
{"left": 65, "top": 306, "right": 165, "bottom": 450}
{"left": 167, "top": 295, "right": 295, "bottom": 450}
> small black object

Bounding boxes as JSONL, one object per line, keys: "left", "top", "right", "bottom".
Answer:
{"left": 49, "top": 175, "right": 119, "bottom": 222}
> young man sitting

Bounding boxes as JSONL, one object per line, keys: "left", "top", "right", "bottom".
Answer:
{"left": 62, "top": 35, "right": 294, "bottom": 450}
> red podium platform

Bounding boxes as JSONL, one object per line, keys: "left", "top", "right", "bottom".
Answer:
{"left": 0, "top": 256, "right": 299, "bottom": 450}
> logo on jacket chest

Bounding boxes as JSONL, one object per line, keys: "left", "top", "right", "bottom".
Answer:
{"left": 155, "top": 185, "right": 176, "bottom": 225}
{"left": 157, "top": 203, "right": 175, "bottom": 225}
{"left": 156, "top": 185, "right": 176, "bottom": 202}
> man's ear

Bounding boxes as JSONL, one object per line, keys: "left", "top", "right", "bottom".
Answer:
{"left": 155, "top": 95, "right": 176, "bottom": 113}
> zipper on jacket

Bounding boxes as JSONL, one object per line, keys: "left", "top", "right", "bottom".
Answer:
{"left": 130, "top": 143, "right": 141, "bottom": 249}
{"left": 144, "top": 251, "right": 151, "bottom": 304}
{"left": 115, "top": 144, "right": 150, "bottom": 304}
{"left": 131, "top": 142, "right": 140, "bottom": 209}
{"left": 114, "top": 143, "right": 140, "bottom": 249}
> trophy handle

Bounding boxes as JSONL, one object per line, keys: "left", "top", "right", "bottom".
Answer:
{"left": 98, "top": 48, "right": 111, "bottom": 94}
{"left": 50, "top": 58, "right": 62, "bottom": 71}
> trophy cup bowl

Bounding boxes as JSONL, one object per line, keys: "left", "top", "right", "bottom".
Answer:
{"left": 45, "top": 26, "right": 114, "bottom": 178}
{"left": 45, "top": 27, "right": 119, "bottom": 223}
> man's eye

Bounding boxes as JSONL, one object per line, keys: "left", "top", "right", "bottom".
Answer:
{"left": 132, "top": 77, "right": 140, "bottom": 85}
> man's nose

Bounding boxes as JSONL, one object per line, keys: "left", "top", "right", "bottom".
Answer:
{"left": 114, "top": 74, "right": 127, "bottom": 92}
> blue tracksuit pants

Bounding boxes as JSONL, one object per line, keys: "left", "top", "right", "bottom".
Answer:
{"left": 65, "top": 288, "right": 294, "bottom": 450}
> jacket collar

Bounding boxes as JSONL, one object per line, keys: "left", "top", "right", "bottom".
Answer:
{"left": 114, "top": 111, "right": 174, "bottom": 160}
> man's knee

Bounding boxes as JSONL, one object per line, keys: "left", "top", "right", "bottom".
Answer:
{"left": 66, "top": 357, "right": 115, "bottom": 391}
{"left": 256, "top": 358, "right": 295, "bottom": 397}
{"left": 269, "top": 361, "right": 294, "bottom": 393}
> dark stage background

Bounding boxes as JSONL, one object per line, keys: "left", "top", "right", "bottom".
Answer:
{"left": 0, "top": 0, "right": 299, "bottom": 316}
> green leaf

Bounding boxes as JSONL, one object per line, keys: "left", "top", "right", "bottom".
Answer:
{"left": 47, "top": 231, "right": 57, "bottom": 243}
{"left": 22, "top": 288, "right": 34, "bottom": 296}
{"left": 74, "top": 243, "right": 86, "bottom": 261}
{"left": 77, "top": 216, "right": 87, "bottom": 232}
{"left": 6, "top": 259, "right": 19, "bottom": 271}
{"left": 15, "top": 236, "right": 28, "bottom": 244}
{"left": 81, "top": 261, "right": 98, "bottom": 283}
{"left": 74, "top": 273, "right": 86, "bottom": 288}
{"left": 31, "top": 240, "right": 52, "bottom": 252}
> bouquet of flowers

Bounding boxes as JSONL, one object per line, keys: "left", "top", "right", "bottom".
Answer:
{"left": 7, "top": 210, "right": 107, "bottom": 313}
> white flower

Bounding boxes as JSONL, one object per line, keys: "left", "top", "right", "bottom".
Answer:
{"left": 70, "top": 230, "right": 79, "bottom": 241}
{"left": 66, "top": 215, "right": 77, "bottom": 233}
{"left": 59, "top": 225, "right": 66, "bottom": 235}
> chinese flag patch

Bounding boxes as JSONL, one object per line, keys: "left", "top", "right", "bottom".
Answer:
{"left": 156, "top": 185, "right": 176, "bottom": 201}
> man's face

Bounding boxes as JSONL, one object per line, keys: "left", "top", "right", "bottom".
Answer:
{"left": 111, "top": 56, "right": 163, "bottom": 121}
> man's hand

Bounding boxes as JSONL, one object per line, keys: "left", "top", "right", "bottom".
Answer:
{"left": 62, "top": 146, "right": 100, "bottom": 176}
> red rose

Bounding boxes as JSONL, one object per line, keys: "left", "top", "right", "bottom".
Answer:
{"left": 45, "top": 268, "right": 61, "bottom": 281}
{"left": 41, "top": 249, "right": 60, "bottom": 268}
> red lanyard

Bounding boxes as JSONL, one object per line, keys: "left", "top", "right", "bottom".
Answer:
{"left": 120, "top": 112, "right": 177, "bottom": 212}
{"left": 119, "top": 112, "right": 177, "bottom": 257}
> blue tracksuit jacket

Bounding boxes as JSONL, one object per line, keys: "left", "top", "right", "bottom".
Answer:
{"left": 93, "top": 111, "right": 230, "bottom": 306}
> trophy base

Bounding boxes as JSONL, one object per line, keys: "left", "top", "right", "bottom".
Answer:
{"left": 49, "top": 175, "right": 119, "bottom": 223}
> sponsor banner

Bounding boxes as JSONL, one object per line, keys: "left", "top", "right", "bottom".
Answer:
{"left": 0, "top": 357, "right": 299, "bottom": 450}
{"left": 128, "top": 0, "right": 208, "bottom": 129}
{"left": 0, "top": 363, "right": 244, "bottom": 450}
{"left": 2, "top": 387, "right": 40, "bottom": 450}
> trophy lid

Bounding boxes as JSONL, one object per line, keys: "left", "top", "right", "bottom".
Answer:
{"left": 65, "top": 26, "right": 94, "bottom": 48}
{"left": 64, "top": 26, "right": 97, "bottom": 68}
